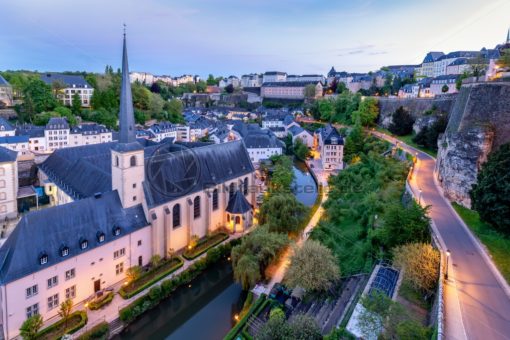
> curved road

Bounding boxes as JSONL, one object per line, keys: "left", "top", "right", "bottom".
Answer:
{"left": 373, "top": 131, "right": 510, "bottom": 340}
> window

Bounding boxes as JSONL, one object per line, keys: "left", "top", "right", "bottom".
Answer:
{"left": 137, "top": 240, "right": 142, "bottom": 246}
{"left": 0, "top": 180, "right": 6, "bottom": 188}
{"left": 97, "top": 232, "right": 105, "bottom": 243}
{"left": 212, "top": 189, "right": 219, "bottom": 210}
{"left": 173, "top": 204, "right": 181, "bottom": 228}
{"left": 115, "top": 156, "right": 119, "bottom": 167}
{"left": 47, "top": 294, "right": 59, "bottom": 310}
{"left": 80, "top": 239, "right": 88, "bottom": 250}
{"left": 113, "top": 227, "right": 121, "bottom": 236}
{"left": 132, "top": 196, "right": 136, "bottom": 201}
{"left": 132, "top": 183, "right": 137, "bottom": 188}
{"left": 26, "top": 284, "right": 38, "bottom": 298}
{"left": 243, "top": 177, "right": 249, "bottom": 195}
{"left": 65, "top": 285, "right": 76, "bottom": 299}
{"left": 47, "top": 276, "right": 58, "bottom": 288}
{"left": 235, "top": 216, "right": 241, "bottom": 224}
{"left": 65, "top": 268, "right": 75, "bottom": 280}
{"left": 40, "top": 254, "right": 48, "bottom": 265}
{"left": 26, "top": 303, "right": 39, "bottom": 319}
{"left": 130, "top": 155, "right": 137, "bottom": 167}
{"left": 116, "top": 262, "right": 124, "bottom": 275}
{"left": 61, "top": 246, "right": 69, "bottom": 257}
{"left": 229, "top": 183, "right": 235, "bottom": 199}
{"left": 193, "top": 196, "right": 201, "bottom": 219}
{"left": 114, "top": 248, "right": 126, "bottom": 259}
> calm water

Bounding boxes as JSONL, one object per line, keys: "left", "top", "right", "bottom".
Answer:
{"left": 292, "top": 160, "right": 318, "bottom": 207}
{"left": 117, "top": 261, "right": 244, "bottom": 340}
{"left": 118, "top": 160, "right": 317, "bottom": 340}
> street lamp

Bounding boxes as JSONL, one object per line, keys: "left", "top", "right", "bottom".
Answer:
{"left": 445, "top": 249, "right": 451, "bottom": 280}
{"left": 418, "top": 188, "right": 423, "bottom": 205}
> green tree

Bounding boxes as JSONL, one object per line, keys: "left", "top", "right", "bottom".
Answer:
{"left": 233, "top": 253, "right": 261, "bottom": 290}
{"left": 258, "top": 193, "right": 308, "bottom": 234}
{"left": 19, "top": 314, "right": 43, "bottom": 340}
{"left": 412, "top": 115, "right": 447, "bottom": 150}
{"left": 206, "top": 74, "right": 218, "bottom": 86}
{"left": 269, "top": 155, "right": 294, "bottom": 191}
{"left": 23, "top": 78, "right": 57, "bottom": 115}
{"left": 150, "top": 254, "right": 162, "bottom": 268}
{"left": 289, "top": 314, "right": 322, "bottom": 340}
{"left": 470, "top": 56, "right": 488, "bottom": 81}
{"left": 377, "top": 202, "right": 431, "bottom": 249}
{"left": 393, "top": 243, "right": 440, "bottom": 293}
{"left": 388, "top": 106, "right": 415, "bottom": 136}
{"left": 58, "top": 299, "right": 73, "bottom": 329}
{"left": 336, "top": 81, "right": 347, "bottom": 94}
{"left": 255, "top": 307, "right": 292, "bottom": 340}
{"left": 225, "top": 84, "right": 234, "bottom": 93}
{"left": 285, "top": 240, "right": 340, "bottom": 291}
{"left": 304, "top": 84, "right": 317, "bottom": 99}
{"left": 164, "top": 99, "right": 184, "bottom": 123}
{"left": 71, "top": 93, "right": 82, "bottom": 115}
{"left": 126, "top": 266, "right": 141, "bottom": 283}
{"left": 293, "top": 138, "right": 309, "bottom": 161}
{"left": 470, "top": 143, "right": 510, "bottom": 234}
{"left": 132, "top": 83, "right": 151, "bottom": 111}
{"left": 351, "top": 97, "right": 378, "bottom": 127}
{"left": 318, "top": 99, "right": 334, "bottom": 121}
{"left": 343, "top": 123, "right": 366, "bottom": 162}
{"left": 441, "top": 84, "right": 449, "bottom": 93}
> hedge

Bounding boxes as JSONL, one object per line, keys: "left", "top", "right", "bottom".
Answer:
{"left": 119, "top": 257, "right": 184, "bottom": 299}
{"left": 88, "top": 291, "right": 114, "bottom": 310}
{"left": 37, "top": 310, "right": 87, "bottom": 340}
{"left": 76, "top": 322, "right": 109, "bottom": 340}
{"left": 183, "top": 232, "right": 229, "bottom": 260}
{"left": 119, "top": 239, "right": 239, "bottom": 324}
{"left": 223, "top": 294, "right": 267, "bottom": 340}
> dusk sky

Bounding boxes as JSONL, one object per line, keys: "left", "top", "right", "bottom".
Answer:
{"left": 1, "top": 0, "right": 509, "bottom": 77}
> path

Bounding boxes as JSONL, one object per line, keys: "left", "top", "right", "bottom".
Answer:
{"left": 372, "top": 131, "right": 510, "bottom": 340}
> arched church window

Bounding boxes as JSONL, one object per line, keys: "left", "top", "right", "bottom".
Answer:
{"left": 212, "top": 189, "right": 219, "bottom": 210}
{"left": 194, "top": 196, "right": 201, "bottom": 219}
{"left": 130, "top": 155, "right": 136, "bottom": 167}
{"left": 173, "top": 204, "right": 181, "bottom": 228}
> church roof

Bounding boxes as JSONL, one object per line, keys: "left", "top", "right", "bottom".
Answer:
{"left": 118, "top": 31, "right": 138, "bottom": 146}
{"left": 226, "top": 190, "right": 252, "bottom": 214}
{"left": 0, "top": 190, "right": 147, "bottom": 284}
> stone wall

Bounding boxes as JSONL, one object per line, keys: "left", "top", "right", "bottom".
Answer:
{"left": 436, "top": 82, "right": 510, "bottom": 207}
{"left": 377, "top": 96, "right": 456, "bottom": 128}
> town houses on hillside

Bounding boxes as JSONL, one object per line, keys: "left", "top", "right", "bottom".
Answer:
{"left": 40, "top": 73, "right": 94, "bottom": 107}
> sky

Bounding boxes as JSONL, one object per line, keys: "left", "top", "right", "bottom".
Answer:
{"left": 1, "top": 0, "right": 509, "bottom": 78}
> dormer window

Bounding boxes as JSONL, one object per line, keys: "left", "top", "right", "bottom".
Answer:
{"left": 97, "top": 232, "right": 105, "bottom": 243}
{"left": 113, "top": 227, "right": 121, "bottom": 236}
{"left": 40, "top": 253, "right": 48, "bottom": 265}
{"left": 80, "top": 239, "right": 88, "bottom": 250}
{"left": 61, "top": 246, "right": 69, "bottom": 257}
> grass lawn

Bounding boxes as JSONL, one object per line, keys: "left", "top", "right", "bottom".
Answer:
{"left": 453, "top": 203, "right": 510, "bottom": 283}
{"left": 398, "top": 281, "right": 431, "bottom": 310}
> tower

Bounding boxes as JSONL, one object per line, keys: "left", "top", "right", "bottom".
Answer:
{"left": 506, "top": 28, "right": 510, "bottom": 44}
{"left": 112, "top": 28, "right": 145, "bottom": 208}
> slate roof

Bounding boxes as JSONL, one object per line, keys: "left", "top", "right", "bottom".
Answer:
{"left": 70, "top": 124, "right": 110, "bottom": 135}
{"left": 318, "top": 124, "right": 344, "bottom": 145}
{"left": 226, "top": 190, "right": 252, "bottom": 214}
{"left": 262, "top": 81, "right": 320, "bottom": 87}
{"left": 40, "top": 73, "right": 92, "bottom": 88}
{"left": 15, "top": 124, "right": 45, "bottom": 138}
{"left": 40, "top": 139, "right": 254, "bottom": 208}
{"left": 264, "top": 71, "right": 287, "bottom": 75}
{"left": 0, "top": 75, "right": 9, "bottom": 87}
{"left": 46, "top": 117, "right": 69, "bottom": 130}
{"left": 0, "top": 135, "right": 29, "bottom": 144}
{"left": 288, "top": 125, "right": 307, "bottom": 136}
{"left": 423, "top": 52, "right": 445, "bottom": 63}
{"left": 283, "top": 114, "right": 295, "bottom": 126}
{"left": 438, "top": 51, "right": 481, "bottom": 60}
{"left": 0, "top": 190, "right": 148, "bottom": 284}
{"left": 0, "top": 146, "right": 17, "bottom": 163}
{"left": 0, "top": 118, "right": 14, "bottom": 132}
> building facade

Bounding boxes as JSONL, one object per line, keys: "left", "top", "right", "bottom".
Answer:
{"left": 314, "top": 124, "right": 344, "bottom": 170}
{"left": 261, "top": 81, "right": 323, "bottom": 100}
{"left": 40, "top": 74, "right": 93, "bottom": 107}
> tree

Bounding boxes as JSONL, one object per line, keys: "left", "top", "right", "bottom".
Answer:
{"left": 255, "top": 307, "right": 292, "bottom": 340}
{"left": 469, "top": 56, "right": 488, "bottom": 81}
{"left": 393, "top": 243, "right": 440, "bottom": 293}
{"left": 58, "top": 299, "right": 73, "bottom": 329}
{"left": 132, "top": 83, "right": 151, "bottom": 111}
{"left": 304, "top": 84, "right": 317, "bottom": 99}
{"left": 388, "top": 106, "right": 415, "bottom": 136}
{"left": 206, "top": 74, "right": 218, "bottom": 86}
{"left": 441, "top": 84, "right": 449, "bottom": 93}
{"left": 351, "top": 97, "right": 378, "bottom": 127}
{"left": 126, "top": 266, "right": 141, "bottom": 283}
{"left": 289, "top": 314, "right": 322, "bottom": 340}
{"left": 343, "top": 123, "right": 366, "bottom": 162}
{"left": 293, "top": 138, "right": 309, "bottom": 161}
{"left": 164, "top": 99, "right": 184, "bottom": 123}
{"left": 336, "top": 81, "right": 347, "bottom": 94}
{"left": 258, "top": 193, "right": 308, "bottom": 234}
{"left": 470, "top": 143, "right": 510, "bottom": 234}
{"left": 51, "top": 79, "right": 66, "bottom": 98}
{"left": 377, "top": 202, "right": 430, "bottom": 249}
{"left": 23, "top": 79, "right": 57, "bottom": 115}
{"left": 285, "top": 240, "right": 340, "bottom": 291}
{"left": 318, "top": 99, "right": 334, "bottom": 121}
{"left": 19, "top": 314, "right": 43, "bottom": 340}
{"left": 412, "top": 115, "right": 447, "bottom": 150}
{"left": 150, "top": 254, "right": 161, "bottom": 268}
{"left": 269, "top": 155, "right": 294, "bottom": 191}
{"left": 225, "top": 84, "right": 234, "bottom": 94}
{"left": 497, "top": 49, "right": 510, "bottom": 69}
{"left": 231, "top": 226, "right": 289, "bottom": 289}
{"left": 71, "top": 93, "right": 82, "bottom": 115}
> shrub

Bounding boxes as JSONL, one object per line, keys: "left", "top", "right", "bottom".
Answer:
{"left": 206, "top": 247, "right": 221, "bottom": 265}
{"left": 388, "top": 106, "right": 415, "bottom": 136}
{"left": 37, "top": 311, "right": 87, "bottom": 339}
{"left": 76, "top": 322, "right": 109, "bottom": 340}
{"left": 149, "top": 286, "right": 162, "bottom": 301}
{"left": 88, "top": 291, "right": 114, "bottom": 310}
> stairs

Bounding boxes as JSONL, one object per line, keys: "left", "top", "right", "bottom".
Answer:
{"left": 108, "top": 318, "right": 124, "bottom": 337}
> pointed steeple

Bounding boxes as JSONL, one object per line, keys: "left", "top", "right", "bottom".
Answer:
{"left": 118, "top": 26, "right": 136, "bottom": 144}
{"left": 507, "top": 28, "right": 510, "bottom": 44}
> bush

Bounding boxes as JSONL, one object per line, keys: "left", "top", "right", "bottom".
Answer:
{"left": 76, "top": 322, "right": 109, "bottom": 340}
{"left": 205, "top": 247, "right": 221, "bottom": 265}
{"left": 412, "top": 115, "right": 447, "bottom": 150}
{"left": 148, "top": 286, "right": 162, "bottom": 301}
{"left": 37, "top": 311, "right": 87, "bottom": 339}
{"left": 88, "top": 291, "right": 114, "bottom": 310}
{"left": 182, "top": 232, "right": 229, "bottom": 260}
{"left": 388, "top": 106, "right": 415, "bottom": 136}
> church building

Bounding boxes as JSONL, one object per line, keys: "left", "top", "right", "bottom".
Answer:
{"left": 0, "top": 33, "right": 255, "bottom": 339}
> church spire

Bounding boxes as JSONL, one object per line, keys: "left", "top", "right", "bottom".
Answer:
{"left": 119, "top": 25, "right": 136, "bottom": 144}
{"left": 507, "top": 28, "right": 510, "bottom": 44}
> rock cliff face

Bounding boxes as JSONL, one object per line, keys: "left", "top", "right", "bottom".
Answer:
{"left": 436, "top": 82, "right": 510, "bottom": 207}
{"left": 377, "top": 96, "right": 455, "bottom": 128}
{"left": 413, "top": 115, "right": 440, "bottom": 135}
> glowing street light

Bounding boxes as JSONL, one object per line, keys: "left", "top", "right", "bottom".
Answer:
{"left": 418, "top": 188, "right": 423, "bottom": 205}
{"left": 445, "top": 249, "right": 451, "bottom": 280}
{"left": 234, "top": 314, "right": 239, "bottom": 322}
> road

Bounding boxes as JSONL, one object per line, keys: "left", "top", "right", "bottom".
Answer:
{"left": 373, "top": 131, "right": 510, "bottom": 340}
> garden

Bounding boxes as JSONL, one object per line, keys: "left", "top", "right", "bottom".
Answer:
{"left": 182, "top": 231, "right": 229, "bottom": 260}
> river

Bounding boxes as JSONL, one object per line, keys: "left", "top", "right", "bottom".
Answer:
{"left": 118, "top": 159, "right": 317, "bottom": 340}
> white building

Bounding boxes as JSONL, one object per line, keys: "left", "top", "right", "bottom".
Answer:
{"left": 241, "top": 74, "right": 262, "bottom": 87}
{"left": 314, "top": 124, "right": 344, "bottom": 170}
{"left": 129, "top": 71, "right": 155, "bottom": 85}
{"left": 0, "top": 146, "right": 18, "bottom": 220}
{"left": 0, "top": 76, "right": 13, "bottom": 108}
{"left": 40, "top": 74, "right": 94, "bottom": 107}
{"left": 148, "top": 122, "right": 190, "bottom": 142}
{"left": 288, "top": 125, "right": 314, "bottom": 148}
{"left": 261, "top": 81, "right": 323, "bottom": 100}
{"left": 70, "top": 124, "right": 113, "bottom": 147}
{"left": 262, "top": 71, "right": 287, "bottom": 83}
{"left": 233, "top": 123, "right": 283, "bottom": 164}
{"left": 0, "top": 34, "right": 257, "bottom": 340}
{"left": 44, "top": 118, "right": 70, "bottom": 152}
{"left": 430, "top": 75, "right": 459, "bottom": 96}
